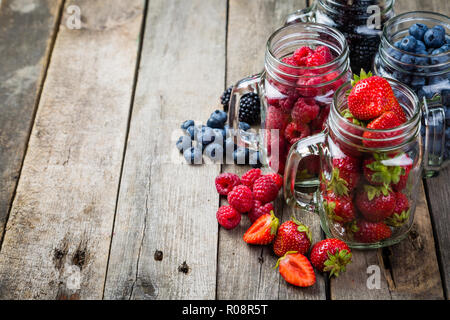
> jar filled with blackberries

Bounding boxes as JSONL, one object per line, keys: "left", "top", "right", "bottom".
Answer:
{"left": 373, "top": 11, "right": 450, "bottom": 173}
{"left": 286, "top": 0, "right": 395, "bottom": 74}
{"left": 227, "top": 22, "right": 351, "bottom": 175}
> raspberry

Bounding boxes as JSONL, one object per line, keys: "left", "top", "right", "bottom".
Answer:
{"left": 311, "top": 105, "right": 330, "bottom": 131}
{"left": 315, "top": 46, "right": 333, "bottom": 63}
{"left": 227, "top": 185, "right": 254, "bottom": 213}
{"left": 279, "top": 94, "right": 298, "bottom": 113}
{"left": 241, "top": 168, "right": 262, "bottom": 189}
{"left": 266, "top": 173, "right": 283, "bottom": 190}
{"left": 291, "top": 98, "right": 320, "bottom": 124}
{"left": 248, "top": 201, "right": 275, "bottom": 223}
{"left": 306, "top": 52, "right": 327, "bottom": 67}
{"left": 293, "top": 46, "right": 313, "bottom": 66}
{"left": 280, "top": 56, "right": 299, "bottom": 79}
{"left": 284, "top": 122, "right": 311, "bottom": 144}
{"left": 215, "top": 173, "right": 241, "bottom": 196}
{"left": 266, "top": 106, "right": 289, "bottom": 130}
{"left": 216, "top": 205, "right": 241, "bottom": 229}
{"left": 296, "top": 73, "right": 322, "bottom": 97}
{"left": 253, "top": 175, "right": 279, "bottom": 204}
{"left": 266, "top": 129, "right": 287, "bottom": 157}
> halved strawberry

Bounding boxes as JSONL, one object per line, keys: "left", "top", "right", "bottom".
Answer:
{"left": 275, "top": 252, "right": 316, "bottom": 287}
{"left": 243, "top": 211, "right": 279, "bottom": 245}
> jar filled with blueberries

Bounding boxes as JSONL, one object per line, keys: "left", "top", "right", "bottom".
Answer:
{"left": 373, "top": 11, "right": 450, "bottom": 173}
{"left": 286, "top": 0, "right": 395, "bottom": 74}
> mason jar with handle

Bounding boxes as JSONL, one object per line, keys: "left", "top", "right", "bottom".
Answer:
{"left": 283, "top": 78, "right": 443, "bottom": 248}
{"left": 228, "top": 22, "right": 351, "bottom": 175}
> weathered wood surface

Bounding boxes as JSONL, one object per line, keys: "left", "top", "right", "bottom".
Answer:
{"left": 216, "top": 0, "right": 327, "bottom": 300}
{"left": 0, "top": 0, "right": 63, "bottom": 241}
{"left": 0, "top": 0, "right": 144, "bottom": 299}
{"left": 103, "top": 0, "right": 226, "bottom": 300}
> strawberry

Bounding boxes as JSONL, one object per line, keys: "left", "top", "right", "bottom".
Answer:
{"left": 348, "top": 70, "right": 400, "bottom": 121}
{"left": 353, "top": 220, "right": 392, "bottom": 243}
{"left": 385, "top": 192, "right": 410, "bottom": 227}
{"left": 323, "top": 191, "right": 356, "bottom": 224}
{"left": 355, "top": 185, "right": 396, "bottom": 222}
{"left": 241, "top": 168, "right": 262, "bottom": 189}
{"left": 243, "top": 211, "right": 279, "bottom": 245}
{"left": 275, "top": 252, "right": 316, "bottom": 287}
{"left": 392, "top": 154, "right": 413, "bottom": 191}
{"left": 327, "top": 156, "right": 361, "bottom": 196}
{"left": 310, "top": 239, "right": 352, "bottom": 277}
{"left": 363, "top": 111, "right": 405, "bottom": 148}
{"left": 363, "top": 153, "right": 404, "bottom": 187}
{"left": 273, "top": 218, "right": 312, "bottom": 257}
{"left": 266, "top": 173, "right": 283, "bottom": 190}
{"left": 248, "top": 201, "right": 274, "bottom": 224}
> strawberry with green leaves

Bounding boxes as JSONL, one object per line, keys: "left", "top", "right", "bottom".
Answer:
{"left": 323, "top": 191, "right": 356, "bottom": 224}
{"left": 392, "top": 154, "right": 413, "bottom": 191}
{"left": 327, "top": 156, "right": 361, "bottom": 196}
{"left": 275, "top": 252, "right": 316, "bottom": 287}
{"left": 243, "top": 211, "right": 279, "bottom": 245}
{"left": 355, "top": 185, "right": 396, "bottom": 222}
{"left": 364, "top": 153, "right": 404, "bottom": 187}
{"left": 385, "top": 192, "right": 410, "bottom": 227}
{"left": 353, "top": 220, "right": 392, "bottom": 243}
{"left": 273, "top": 218, "right": 312, "bottom": 257}
{"left": 310, "top": 239, "right": 352, "bottom": 277}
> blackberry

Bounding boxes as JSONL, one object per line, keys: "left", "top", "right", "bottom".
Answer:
{"left": 238, "top": 92, "right": 260, "bottom": 125}
{"left": 220, "top": 86, "right": 233, "bottom": 111}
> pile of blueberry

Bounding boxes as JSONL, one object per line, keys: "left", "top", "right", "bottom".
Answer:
{"left": 176, "top": 110, "right": 262, "bottom": 167}
{"left": 387, "top": 23, "right": 449, "bottom": 99}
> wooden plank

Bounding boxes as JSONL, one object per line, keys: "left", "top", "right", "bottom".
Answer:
{"left": 0, "top": 0, "right": 63, "bottom": 240}
{"left": 331, "top": 0, "right": 446, "bottom": 300}
{"left": 103, "top": 0, "right": 226, "bottom": 300}
{"left": 216, "top": 0, "right": 327, "bottom": 300}
{"left": 0, "top": 0, "right": 144, "bottom": 299}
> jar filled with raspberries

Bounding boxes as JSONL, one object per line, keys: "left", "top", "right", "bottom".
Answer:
{"left": 373, "top": 11, "right": 450, "bottom": 172}
{"left": 284, "top": 75, "right": 442, "bottom": 248}
{"left": 286, "top": 0, "right": 395, "bottom": 74}
{"left": 228, "top": 22, "right": 351, "bottom": 175}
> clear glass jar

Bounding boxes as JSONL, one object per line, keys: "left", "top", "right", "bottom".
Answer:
{"left": 284, "top": 79, "right": 439, "bottom": 248}
{"left": 286, "top": 0, "right": 395, "bottom": 74}
{"left": 373, "top": 11, "right": 450, "bottom": 173}
{"left": 228, "top": 22, "right": 351, "bottom": 174}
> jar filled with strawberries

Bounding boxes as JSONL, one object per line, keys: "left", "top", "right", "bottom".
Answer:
{"left": 284, "top": 73, "right": 441, "bottom": 248}
{"left": 228, "top": 22, "right": 351, "bottom": 175}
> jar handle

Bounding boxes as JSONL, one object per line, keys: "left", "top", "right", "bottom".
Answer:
{"left": 228, "top": 74, "right": 262, "bottom": 152}
{"left": 285, "top": 1, "right": 317, "bottom": 25}
{"left": 284, "top": 132, "right": 325, "bottom": 212}
{"left": 422, "top": 96, "right": 446, "bottom": 177}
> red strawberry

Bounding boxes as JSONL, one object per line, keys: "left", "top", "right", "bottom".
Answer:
{"left": 275, "top": 252, "right": 316, "bottom": 287}
{"left": 364, "top": 153, "right": 411, "bottom": 188}
{"left": 253, "top": 175, "right": 279, "bottom": 203}
{"left": 353, "top": 220, "right": 392, "bottom": 243}
{"left": 216, "top": 205, "right": 241, "bottom": 230}
{"left": 273, "top": 218, "right": 312, "bottom": 257}
{"left": 243, "top": 211, "right": 279, "bottom": 245}
{"left": 241, "top": 168, "right": 262, "bottom": 189}
{"left": 327, "top": 156, "right": 360, "bottom": 196}
{"left": 363, "top": 111, "right": 404, "bottom": 148}
{"left": 291, "top": 98, "right": 320, "bottom": 124}
{"left": 248, "top": 201, "right": 274, "bottom": 224}
{"left": 266, "top": 173, "right": 283, "bottom": 190}
{"left": 323, "top": 192, "right": 356, "bottom": 224}
{"left": 215, "top": 173, "right": 241, "bottom": 196}
{"left": 310, "top": 239, "right": 352, "bottom": 277}
{"left": 392, "top": 154, "right": 413, "bottom": 191}
{"left": 355, "top": 185, "right": 396, "bottom": 222}
{"left": 348, "top": 71, "right": 400, "bottom": 121}
{"left": 227, "top": 185, "right": 254, "bottom": 213}
{"left": 385, "top": 192, "right": 410, "bottom": 227}
{"left": 284, "top": 122, "right": 311, "bottom": 144}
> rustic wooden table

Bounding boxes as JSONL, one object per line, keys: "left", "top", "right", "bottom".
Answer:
{"left": 0, "top": 0, "right": 448, "bottom": 300}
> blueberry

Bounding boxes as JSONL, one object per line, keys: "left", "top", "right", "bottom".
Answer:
{"left": 238, "top": 122, "right": 251, "bottom": 131}
{"left": 418, "top": 87, "right": 435, "bottom": 99}
{"left": 249, "top": 150, "right": 262, "bottom": 168}
{"left": 176, "top": 136, "right": 192, "bottom": 153}
{"left": 411, "top": 76, "right": 426, "bottom": 88}
{"left": 204, "top": 143, "right": 224, "bottom": 162}
{"left": 400, "top": 54, "right": 416, "bottom": 70}
{"left": 394, "top": 40, "right": 402, "bottom": 49}
{"left": 415, "top": 40, "right": 427, "bottom": 53}
{"left": 415, "top": 53, "right": 429, "bottom": 70}
{"left": 207, "top": 110, "right": 227, "bottom": 128}
{"left": 387, "top": 47, "right": 402, "bottom": 61}
{"left": 183, "top": 147, "right": 203, "bottom": 164}
{"left": 430, "top": 48, "right": 449, "bottom": 65}
{"left": 446, "top": 35, "right": 450, "bottom": 44}
{"left": 400, "top": 36, "right": 417, "bottom": 52}
{"left": 409, "top": 23, "right": 429, "bottom": 41}
{"left": 424, "top": 27, "right": 445, "bottom": 48}
{"left": 429, "top": 76, "right": 445, "bottom": 85}
{"left": 197, "top": 127, "right": 217, "bottom": 146}
{"left": 181, "top": 120, "right": 194, "bottom": 131}
{"left": 428, "top": 47, "right": 436, "bottom": 54}
{"left": 186, "top": 125, "right": 196, "bottom": 140}
{"left": 233, "top": 147, "right": 250, "bottom": 165}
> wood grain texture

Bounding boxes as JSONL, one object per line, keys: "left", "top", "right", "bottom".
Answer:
{"left": 0, "top": 0, "right": 144, "bottom": 299}
{"left": 103, "top": 0, "right": 226, "bottom": 300}
{"left": 0, "top": 0, "right": 63, "bottom": 241}
{"left": 216, "top": 0, "right": 327, "bottom": 300}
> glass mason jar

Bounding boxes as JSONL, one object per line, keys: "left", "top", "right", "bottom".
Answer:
{"left": 228, "top": 22, "right": 351, "bottom": 175}
{"left": 284, "top": 79, "right": 438, "bottom": 248}
{"left": 373, "top": 11, "right": 450, "bottom": 173}
{"left": 286, "top": 0, "right": 395, "bottom": 74}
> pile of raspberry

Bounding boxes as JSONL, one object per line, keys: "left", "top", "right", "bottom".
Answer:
{"left": 214, "top": 169, "right": 283, "bottom": 229}
{"left": 264, "top": 45, "right": 348, "bottom": 174}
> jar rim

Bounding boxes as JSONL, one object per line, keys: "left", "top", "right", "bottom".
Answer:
{"left": 317, "top": 0, "right": 395, "bottom": 17}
